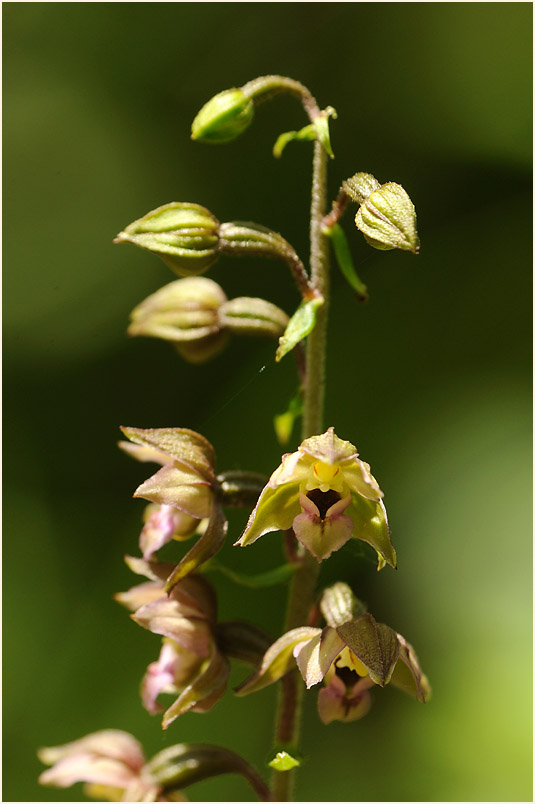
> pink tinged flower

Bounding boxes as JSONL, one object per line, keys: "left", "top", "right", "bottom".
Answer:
{"left": 140, "top": 504, "right": 202, "bottom": 560}
{"left": 236, "top": 426, "right": 396, "bottom": 568}
{"left": 115, "top": 557, "right": 229, "bottom": 729}
{"left": 37, "top": 730, "right": 161, "bottom": 802}
{"left": 119, "top": 427, "right": 227, "bottom": 584}
{"left": 236, "top": 583, "right": 430, "bottom": 725}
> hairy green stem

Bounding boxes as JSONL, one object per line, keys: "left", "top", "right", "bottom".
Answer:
{"left": 271, "top": 137, "right": 330, "bottom": 802}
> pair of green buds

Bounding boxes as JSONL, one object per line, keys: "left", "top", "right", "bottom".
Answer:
{"left": 190, "top": 84, "right": 419, "bottom": 255}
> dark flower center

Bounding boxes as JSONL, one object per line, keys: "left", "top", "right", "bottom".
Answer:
{"left": 336, "top": 665, "right": 359, "bottom": 688}
{"left": 306, "top": 488, "right": 341, "bottom": 519}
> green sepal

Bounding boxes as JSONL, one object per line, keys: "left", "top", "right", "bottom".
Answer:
{"left": 204, "top": 559, "right": 296, "bottom": 588}
{"left": 120, "top": 426, "right": 216, "bottom": 482}
{"left": 236, "top": 482, "right": 301, "bottom": 547}
{"left": 276, "top": 295, "right": 324, "bottom": 362}
{"left": 346, "top": 496, "right": 397, "bottom": 570}
{"left": 235, "top": 627, "right": 320, "bottom": 696}
{"left": 322, "top": 222, "right": 368, "bottom": 302}
{"left": 336, "top": 612, "right": 400, "bottom": 687}
{"left": 165, "top": 504, "right": 227, "bottom": 593}
{"left": 161, "top": 649, "right": 230, "bottom": 729}
{"left": 267, "top": 747, "right": 302, "bottom": 772}
{"left": 274, "top": 390, "right": 304, "bottom": 445}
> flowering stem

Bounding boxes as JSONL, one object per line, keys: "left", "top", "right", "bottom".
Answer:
{"left": 271, "top": 137, "right": 330, "bottom": 802}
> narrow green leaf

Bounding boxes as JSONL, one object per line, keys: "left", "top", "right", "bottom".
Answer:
{"left": 273, "top": 124, "right": 316, "bottom": 158}
{"left": 276, "top": 295, "right": 324, "bottom": 362}
{"left": 323, "top": 223, "right": 368, "bottom": 302}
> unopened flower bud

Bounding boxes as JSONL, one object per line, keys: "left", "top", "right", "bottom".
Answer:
{"left": 354, "top": 181, "right": 419, "bottom": 253}
{"left": 115, "top": 202, "right": 220, "bottom": 276}
{"left": 342, "top": 172, "right": 381, "bottom": 205}
{"left": 128, "top": 277, "right": 229, "bottom": 364}
{"left": 191, "top": 89, "right": 254, "bottom": 144}
{"left": 219, "top": 297, "right": 289, "bottom": 339}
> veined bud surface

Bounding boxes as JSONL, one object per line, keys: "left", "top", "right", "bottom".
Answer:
{"left": 219, "top": 297, "right": 289, "bottom": 339}
{"left": 128, "top": 277, "right": 229, "bottom": 364}
{"left": 191, "top": 89, "right": 254, "bottom": 143}
{"left": 354, "top": 181, "right": 419, "bottom": 253}
{"left": 115, "top": 202, "right": 220, "bottom": 276}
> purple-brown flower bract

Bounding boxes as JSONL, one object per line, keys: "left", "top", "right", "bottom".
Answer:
{"left": 236, "top": 427, "right": 396, "bottom": 568}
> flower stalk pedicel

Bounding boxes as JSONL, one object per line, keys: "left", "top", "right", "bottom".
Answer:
{"left": 39, "top": 75, "right": 428, "bottom": 803}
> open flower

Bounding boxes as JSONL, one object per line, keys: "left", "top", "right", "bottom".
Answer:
{"left": 115, "top": 557, "right": 229, "bottom": 729}
{"left": 119, "top": 427, "right": 227, "bottom": 587}
{"left": 37, "top": 729, "right": 174, "bottom": 801}
{"left": 236, "top": 427, "right": 395, "bottom": 567}
{"left": 236, "top": 582, "right": 430, "bottom": 724}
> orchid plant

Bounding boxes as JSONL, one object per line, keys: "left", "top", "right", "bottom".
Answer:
{"left": 38, "top": 76, "right": 429, "bottom": 802}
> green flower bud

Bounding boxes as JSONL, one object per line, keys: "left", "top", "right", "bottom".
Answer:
{"left": 218, "top": 297, "right": 289, "bottom": 339}
{"left": 114, "top": 202, "right": 220, "bottom": 277}
{"left": 342, "top": 172, "right": 381, "bottom": 205}
{"left": 191, "top": 89, "right": 254, "bottom": 144}
{"left": 354, "top": 182, "right": 419, "bottom": 253}
{"left": 128, "top": 277, "right": 229, "bottom": 364}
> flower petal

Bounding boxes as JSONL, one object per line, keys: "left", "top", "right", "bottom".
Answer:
{"left": 293, "top": 494, "right": 353, "bottom": 561}
{"left": 292, "top": 626, "right": 345, "bottom": 688}
{"left": 39, "top": 755, "right": 136, "bottom": 789}
{"left": 121, "top": 427, "right": 216, "bottom": 482}
{"left": 134, "top": 464, "right": 212, "bottom": 519}
{"left": 141, "top": 641, "right": 203, "bottom": 714}
{"left": 161, "top": 650, "right": 230, "bottom": 728}
{"left": 140, "top": 505, "right": 199, "bottom": 560}
{"left": 336, "top": 613, "right": 400, "bottom": 687}
{"left": 342, "top": 459, "right": 383, "bottom": 501}
{"left": 132, "top": 599, "right": 212, "bottom": 657}
{"left": 38, "top": 730, "right": 145, "bottom": 770}
{"left": 320, "top": 582, "right": 366, "bottom": 629}
{"left": 299, "top": 427, "right": 358, "bottom": 465}
{"left": 165, "top": 504, "right": 227, "bottom": 592}
{"left": 317, "top": 683, "right": 372, "bottom": 725}
{"left": 118, "top": 441, "right": 172, "bottom": 466}
{"left": 235, "top": 627, "right": 321, "bottom": 696}
{"left": 346, "top": 496, "right": 397, "bottom": 569}
{"left": 114, "top": 581, "right": 164, "bottom": 612}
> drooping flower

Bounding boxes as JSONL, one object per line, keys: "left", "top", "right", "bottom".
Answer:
{"left": 38, "top": 732, "right": 272, "bottom": 801}
{"left": 236, "top": 427, "right": 396, "bottom": 567}
{"left": 37, "top": 729, "right": 175, "bottom": 801}
{"left": 236, "top": 582, "right": 430, "bottom": 724}
{"left": 119, "top": 427, "right": 227, "bottom": 588}
{"left": 115, "top": 557, "right": 228, "bottom": 729}
{"left": 115, "top": 556, "right": 271, "bottom": 729}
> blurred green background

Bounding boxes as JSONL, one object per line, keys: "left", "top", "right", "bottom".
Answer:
{"left": 3, "top": 3, "right": 532, "bottom": 802}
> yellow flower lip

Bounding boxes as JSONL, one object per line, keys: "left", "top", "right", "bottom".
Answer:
{"left": 313, "top": 461, "right": 339, "bottom": 485}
